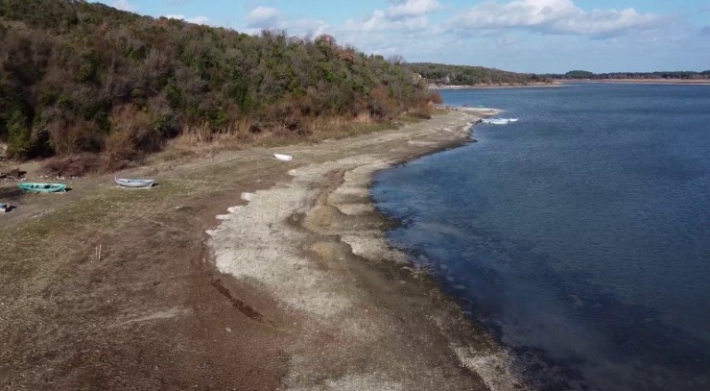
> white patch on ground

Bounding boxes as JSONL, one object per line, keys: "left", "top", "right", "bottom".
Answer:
{"left": 453, "top": 346, "right": 522, "bottom": 391}
{"left": 341, "top": 233, "right": 408, "bottom": 264}
{"left": 109, "top": 307, "right": 191, "bottom": 328}
{"left": 328, "top": 162, "right": 387, "bottom": 216}
{"left": 210, "top": 157, "right": 380, "bottom": 319}
{"left": 289, "top": 373, "right": 403, "bottom": 391}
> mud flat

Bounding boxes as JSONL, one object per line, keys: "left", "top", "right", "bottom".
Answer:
{"left": 208, "top": 108, "right": 523, "bottom": 391}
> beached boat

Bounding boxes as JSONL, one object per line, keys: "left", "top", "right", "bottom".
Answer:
{"left": 115, "top": 177, "right": 155, "bottom": 188}
{"left": 18, "top": 182, "right": 67, "bottom": 193}
{"left": 0, "top": 203, "right": 10, "bottom": 212}
{"left": 274, "top": 153, "right": 293, "bottom": 162}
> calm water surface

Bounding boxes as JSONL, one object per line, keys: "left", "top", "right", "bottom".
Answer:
{"left": 372, "top": 84, "right": 710, "bottom": 391}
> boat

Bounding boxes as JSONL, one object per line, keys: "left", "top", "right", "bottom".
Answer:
{"left": 488, "top": 118, "right": 510, "bottom": 125}
{"left": 274, "top": 153, "right": 293, "bottom": 162}
{"left": 0, "top": 203, "right": 10, "bottom": 212}
{"left": 18, "top": 182, "right": 67, "bottom": 193}
{"left": 482, "top": 118, "right": 518, "bottom": 125}
{"left": 114, "top": 177, "right": 155, "bottom": 188}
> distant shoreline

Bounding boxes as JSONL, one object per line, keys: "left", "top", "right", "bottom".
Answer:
{"left": 429, "top": 82, "right": 563, "bottom": 90}
{"left": 429, "top": 78, "right": 710, "bottom": 90}
{"left": 561, "top": 79, "right": 710, "bottom": 86}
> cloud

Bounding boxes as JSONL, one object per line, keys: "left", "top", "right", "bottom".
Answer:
{"left": 112, "top": 0, "right": 135, "bottom": 11}
{"left": 165, "top": 14, "right": 211, "bottom": 25}
{"left": 345, "top": 11, "right": 430, "bottom": 32}
{"left": 345, "top": 0, "right": 441, "bottom": 32}
{"left": 451, "top": 0, "right": 661, "bottom": 38}
{"left": 243, "top": 7, "right": 329, "bottom": 38}
{"left": 386, "top": 0, "right": 442, "bottom": 19}
{"left": 246, "top": 6, "right": 280, "bottom": 29}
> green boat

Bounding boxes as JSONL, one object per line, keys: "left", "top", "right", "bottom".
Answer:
{"left": 18, "top": 182, "right": 67, "bottom": 193}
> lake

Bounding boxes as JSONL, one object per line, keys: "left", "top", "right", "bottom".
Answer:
{"left": 372, "top": 84, "right": 710, "bottom": 390}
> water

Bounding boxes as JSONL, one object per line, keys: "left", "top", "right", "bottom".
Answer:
{"left": 372, "top": 84, "right": 710, "bottom": 391}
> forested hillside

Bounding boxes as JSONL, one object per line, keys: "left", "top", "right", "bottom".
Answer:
{"left": 0, "top": 0, "right": 433, "bottom": 168}
{"left": 407, "top": 62, "right": 550, "bottom": 86}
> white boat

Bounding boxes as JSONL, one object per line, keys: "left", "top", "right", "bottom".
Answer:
{"left": 115, "top": 177, "right": 155, "bottom": 188}
{"left": 274, "top": 153, "right": 293, "bottom": 162}
{"left": 488, "top": 118, "right": 510, "bottom": 125}
{"left": 0, "top": 203, "right": 11, "bottom": 213}
{"left": 508, "top": 118, "right": 519, "bottom": 122}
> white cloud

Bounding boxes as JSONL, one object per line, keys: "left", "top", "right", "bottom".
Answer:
{"left": 165, "top": 14, "right": 211, "bottom": 25}
{"left": 242, "top": 7, "right": 330, "bottom": 38}
{"left": 452, "top": 0, "right": 661, "bottom": 38}
{"left": 246, "top": 6, "right": 280, "bottom": 29}
{"left": 112, "top": 0, "right": 135, "bottom": 11}
{"left": 345, "top": 11, "right": 430, "bottom": 32}
{"left": 344, "top": 0, "right": 441, "bottom": 33}
{"left": 386, "top": 0, "right": 442, "bottom": 19}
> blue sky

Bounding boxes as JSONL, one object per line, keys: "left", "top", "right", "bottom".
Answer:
{"left": 101, "top": 0, "right": 710, "bottom": 73}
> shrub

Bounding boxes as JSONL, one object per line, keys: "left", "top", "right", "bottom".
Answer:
{"left": 41, "top": 153, "right": 101, "bottom": 177}
{"left": 0, "top": 0, "right": 434, "bottom": 167}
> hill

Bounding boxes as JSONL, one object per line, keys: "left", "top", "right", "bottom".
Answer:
{"left": 406, "top": 62, "right": 550, "bottom": 86}
{"left": 0, "top": 0, "right": 434, "bottom": 170}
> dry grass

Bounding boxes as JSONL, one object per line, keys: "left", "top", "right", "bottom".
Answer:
{"left": 432, "top": 106, "right": 450, "bottom": 116}
{"left": 153, "top": 115, "right": 398, "bottom": 165}
{"left": 41, "top": 154, "right": 102, "bottom": 177}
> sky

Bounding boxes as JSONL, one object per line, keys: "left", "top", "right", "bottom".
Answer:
{"left": 99, "top": 0, "right": 710, "bottom": 73}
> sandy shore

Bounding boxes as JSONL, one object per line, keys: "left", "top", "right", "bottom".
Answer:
{"left": 1, "top": 108, "right": 523, "bottom": 390}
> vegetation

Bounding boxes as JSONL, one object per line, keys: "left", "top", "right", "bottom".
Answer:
{"left": 407, "top": 62, "right": 551, "bottom": 86}
{"left": 0, "top": 0, "right": 436, "bottom": 170}
{"left": 545, "top": 70, "right": 710, "bottom": 80}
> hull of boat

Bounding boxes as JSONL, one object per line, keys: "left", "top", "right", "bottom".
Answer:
{"left": 274, "top": 153, "right": 293, "bottom": 162}
{"left": 18, "top": 183, "right": 67, "bottom": 193}
{"left": 115, "top": 178, "right": 155, "bottom": 188}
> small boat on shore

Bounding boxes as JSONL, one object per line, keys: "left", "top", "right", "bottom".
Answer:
{"left": 274, "top": 153, "right": 293, "bottom": 162}
{"left": 115, "top": 177, "right": 155, "bottom": 188}
{"left": 18, "top": 182, "right": 67, "bottom": 193}
{"left": 0, "top": 203, "right": 11, "bottom": 212}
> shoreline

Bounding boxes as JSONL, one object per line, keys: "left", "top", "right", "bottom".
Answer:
{"left": 560, "top": 79, "right": 710, "bottom": 86}
{"left": 429, "top": 82, "right": 563, "bottom": 90}
{"left": 207, "top": 108, "right": 524, "bottom": 390}
{"left": 1, "top": 109, "right": 522, "bottom": 390}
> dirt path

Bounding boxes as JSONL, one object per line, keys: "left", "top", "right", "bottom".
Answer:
{"left": 0, "top": 110, "right": 521, "bottom": 390}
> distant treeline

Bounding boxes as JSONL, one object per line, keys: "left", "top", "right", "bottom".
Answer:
{"left": 0, "top": 0, "right": 434, "bottom": 168}
{"left": 406, "top": 62, "right": 551, "bottom": 86}
{"left": 408, "top": 63, "right": 710, "bottom": 86}
{"left": 545, "top": 70, "right": 710, "bottom": 80}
